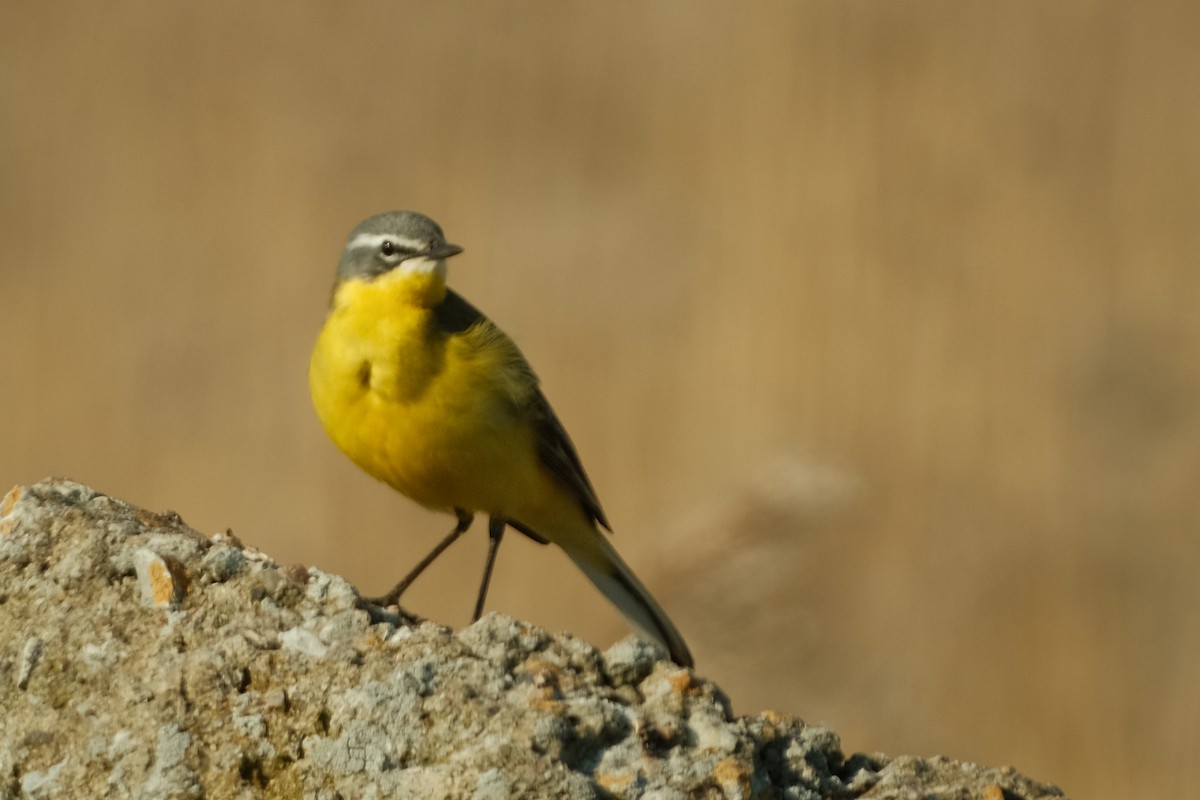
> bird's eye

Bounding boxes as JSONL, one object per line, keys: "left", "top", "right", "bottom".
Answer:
{"left": 380, "top": 240, "right": 397, "bottom": 257}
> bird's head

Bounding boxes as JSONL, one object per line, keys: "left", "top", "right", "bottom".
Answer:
{"left": 336, "top": 210, "right": 463, "bottom": 284}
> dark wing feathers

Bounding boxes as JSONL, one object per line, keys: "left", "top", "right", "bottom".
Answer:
{"left": 432, "top": 288, "right": 486, "bottom": 334}
{"left": 433, "top": 290, "right": 610, "bottom": 532}
{"left": 529, "top": 388, "right": 610, "bottom": 530}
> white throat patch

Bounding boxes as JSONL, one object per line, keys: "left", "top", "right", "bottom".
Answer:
{"left": 398, "top": 256, "right": 447, "bottom": 278}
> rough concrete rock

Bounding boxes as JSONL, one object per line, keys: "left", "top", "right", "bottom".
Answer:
{"left": 0, "top": 479, "right": 1068, "bottom": 799}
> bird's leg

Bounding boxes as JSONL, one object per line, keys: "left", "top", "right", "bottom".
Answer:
{"left": 472, "top": 516, "right": 507, "bottom": 621}
{"left": 365, "top": 508, "right": 474, "bottom": 608}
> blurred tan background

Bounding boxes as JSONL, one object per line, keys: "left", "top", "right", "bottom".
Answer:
{"left": 3, "top": 2, "right": 1198, "bottom": 797}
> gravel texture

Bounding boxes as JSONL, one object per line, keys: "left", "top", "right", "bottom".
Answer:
{"left": 0, "top": 479, "right": 1067, "bottom": 799}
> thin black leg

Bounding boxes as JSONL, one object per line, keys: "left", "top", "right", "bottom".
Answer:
{"left": 472, "top": 516, "right": 507, "bottom": 621}
{"left": 366, "top": 508, "right": 474, "bottom": 607}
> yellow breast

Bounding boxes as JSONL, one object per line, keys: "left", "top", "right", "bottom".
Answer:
{"left": 309, "top": 271, "right": 543, "bottom": 516}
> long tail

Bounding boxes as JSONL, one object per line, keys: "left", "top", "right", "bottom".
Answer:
{"left": 562, "top": 529, "right": 693, "bottom": 668}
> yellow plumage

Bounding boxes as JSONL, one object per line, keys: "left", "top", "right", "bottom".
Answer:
{"left": 309, "top": 211, "right": 692, "bottom": 667}
{"left": 312, "top": 271, "right": 535, "bottom": 514}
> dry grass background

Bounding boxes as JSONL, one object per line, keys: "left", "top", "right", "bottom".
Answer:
{"left": 3, "top": 2, "right": 1198, "bottom": 797}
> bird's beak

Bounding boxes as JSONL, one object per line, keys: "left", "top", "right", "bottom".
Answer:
{"left": 425, "top": 243, "right": 464, "bottom": 260}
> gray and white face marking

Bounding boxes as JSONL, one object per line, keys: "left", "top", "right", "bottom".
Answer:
{"left": 336, "top": 211, "right": 463, "bottom": 283}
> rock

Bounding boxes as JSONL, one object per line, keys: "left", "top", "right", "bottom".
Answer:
{"left": 0, "top": 479, "right": 1068, "bottom": 799}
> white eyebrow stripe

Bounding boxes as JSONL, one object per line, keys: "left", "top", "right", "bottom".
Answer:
{"left": 347, "top": 232, "right": 427, "bottom": 252}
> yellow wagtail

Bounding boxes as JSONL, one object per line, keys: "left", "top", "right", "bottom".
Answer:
{"left": 309, "top": 211, "right": 693, "bottom": 667}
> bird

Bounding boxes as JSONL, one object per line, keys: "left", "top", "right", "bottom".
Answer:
{"left": 309, "top": 210, "right": 693, "bottom": 667}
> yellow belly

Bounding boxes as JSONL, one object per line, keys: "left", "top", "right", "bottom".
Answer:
{"left": 309, "top": 278, "right": 545, "bottom": 517}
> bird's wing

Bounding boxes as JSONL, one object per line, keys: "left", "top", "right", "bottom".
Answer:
{"left": 529, "top": 386, "right": 611, "bottom": 531}
{"left": 434, "top": 290, "right": 611, "bottom": 532}
{"left": 432, "top": 288, "right": 487, "bottom": 335}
